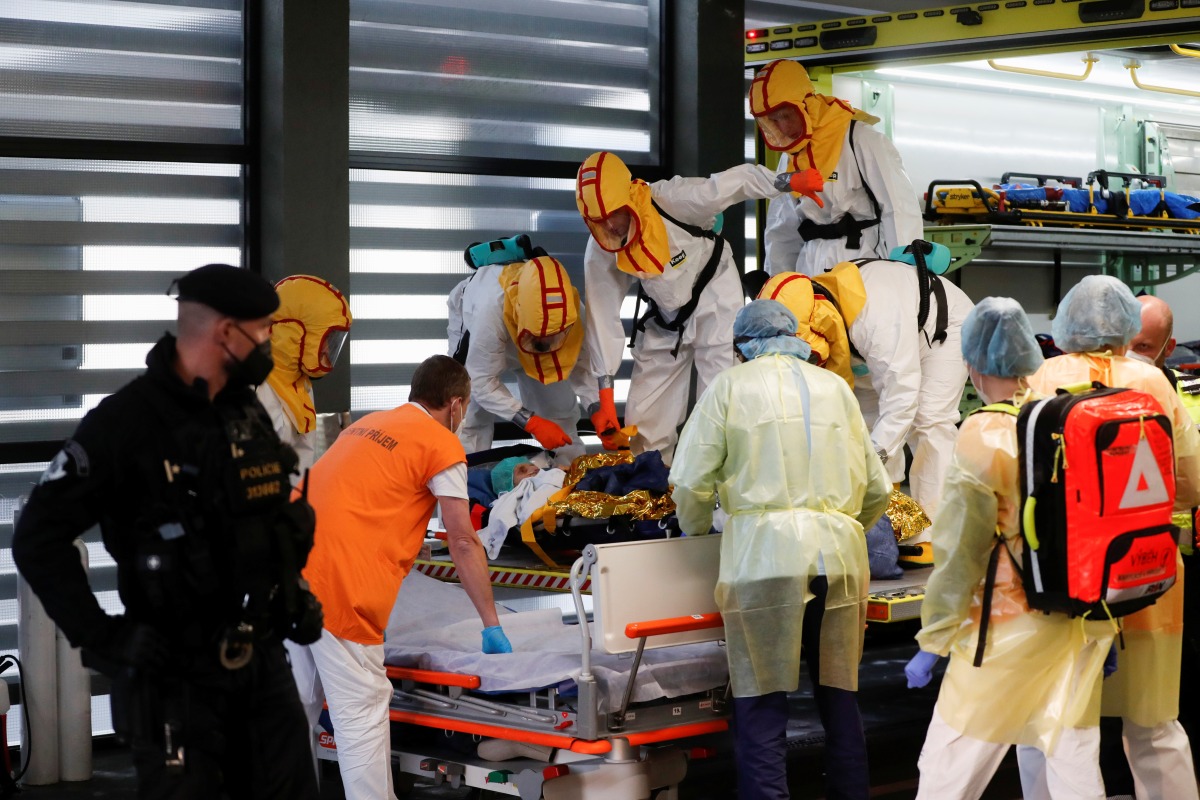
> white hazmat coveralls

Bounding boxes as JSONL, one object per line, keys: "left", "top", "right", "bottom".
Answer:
{"left": 584, "top": 163, "right": 781, "bottom": 464}
{"left": 845, "top": 259, "right": 974, "bottom": 519}
{"left": 764, "top": 122, "right": 923, "bottom": 278}
{"left": 451, "top": 263, "right": 598, "bottom": 460}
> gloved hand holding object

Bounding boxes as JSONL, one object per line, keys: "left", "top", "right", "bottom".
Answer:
{"left": 524, "top": 415, "right": 573, "bottom": 450}
{"left": 1103, "top": 643, "right": 1118, "bottom": 678}
{"left": 774, "top": 168, "right": 825, "bottom": 208}
{"left": 905, "top": 650, "right": 941, "bottom": 688}
{"left": 590, "top": 386, "right": 622, "bottom": 451}
{"left": 482, "top": 625, "right": 513, "bottom": 654}
{"left": 86, "top": 617, "right": 170, "bottom": 675}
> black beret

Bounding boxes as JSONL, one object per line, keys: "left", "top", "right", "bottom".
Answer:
{"left": 173, "top": 264, "right": 279, "bottom": 320}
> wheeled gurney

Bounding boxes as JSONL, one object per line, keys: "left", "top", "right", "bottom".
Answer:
{"left": 321, "top": 535, "right": 731, "bottom": 799}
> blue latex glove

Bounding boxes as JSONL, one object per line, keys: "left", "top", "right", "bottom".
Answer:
{"left": 481, "top": 625, "right": 513, "bottom": 654}
{"left": 1104, "top": 644, "right": 1118, "bottom": 678}
{"left": 905, "top": 650, "right": 941, "bottom": 689}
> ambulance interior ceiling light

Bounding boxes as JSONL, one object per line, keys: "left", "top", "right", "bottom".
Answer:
{"left": 873, "top": 65, "right": 1200, "bottom": 113}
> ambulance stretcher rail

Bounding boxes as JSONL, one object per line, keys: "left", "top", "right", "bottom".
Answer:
{"left": 611, "top": 612, "right": 726, "bottom": 732}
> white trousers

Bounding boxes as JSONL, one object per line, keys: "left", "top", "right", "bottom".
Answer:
{"left": 288, "top": 633, "right": 396, "bottom": 800}
{"left": 1017, "top": 719, "right": 1198, "bottom": 800}
{"left": 916, "top": 708, "right": 1104, "bottom": 800}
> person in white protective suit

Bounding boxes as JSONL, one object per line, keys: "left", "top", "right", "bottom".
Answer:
{"left": 768, "top": 248, "right": 973, "bottom": 559}
{"left": 749, "top": 59, "right": 923, "bottom": 277}
{"left": 670, "top": 300, "right": 892, "bottom": 800}
{"left": 257, "top": 275, "right": 352, "bottom": 480}
{"left": 905, "top": 297, "right": 1117, "bottom": 800}
{"left": 1022, "top": 275, "right": 1200, "bottom": 800}
{"left": 452, "top": 254, "right": 598, "bottom": 463}
{"left": 576, "top": 150, "right": 791, "bottom": 464}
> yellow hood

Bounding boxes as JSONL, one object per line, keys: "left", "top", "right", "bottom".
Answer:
{"left": 760, "top": 272, "right": 855, "bottom": 387}
{"left": 265, "top": 275, "right": 353, "bottom": 434}
{"left": 811, "top": 261, "right": 868, "bottom": 327}
{"left": 749, "top": 59, "right": 879, "bottom": 179}
{"left": 576, "top": 151, "right": 671, "bottom": 277}
{"left": 501, "top": 256, "right": 585, "bottom": 384}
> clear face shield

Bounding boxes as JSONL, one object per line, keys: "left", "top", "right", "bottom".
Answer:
{"left": 319, "top": 328, "right": 349, "bottom": 372}
{"left": 584, "top": 207, "right": 640, "bottom": 253}
{"left": 755, "top": 104, "right": 808, "bottom": 151}
{"left": 517, "top": 326, "right": 571, "bottom": 355}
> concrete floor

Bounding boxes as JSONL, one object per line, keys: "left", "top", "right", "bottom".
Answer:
{"left": 8, "top": 623, "right": 1030, "bottom": 799}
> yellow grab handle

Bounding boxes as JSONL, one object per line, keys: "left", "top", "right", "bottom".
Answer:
{"left": 1023, "top": 496, "right": 1039, "bottom": 551}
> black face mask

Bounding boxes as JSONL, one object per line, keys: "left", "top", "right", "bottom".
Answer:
{"left": 224, "top": 325, "right": 275, "bottom": 387}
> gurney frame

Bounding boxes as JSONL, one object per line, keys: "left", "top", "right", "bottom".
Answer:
{"left": 326, "top": 537, "right": 731, "bottom": 798}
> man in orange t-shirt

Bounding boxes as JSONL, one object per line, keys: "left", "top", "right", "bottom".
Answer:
{"left": 288, "top": 355, "right": 511, "bottom": 800}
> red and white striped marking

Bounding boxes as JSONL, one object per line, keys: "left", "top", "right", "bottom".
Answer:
{"left": 415, "top": 560, "right": 590, "bottom": 593}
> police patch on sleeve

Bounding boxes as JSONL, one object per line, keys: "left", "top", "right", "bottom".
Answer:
{"left": 39, "top": 440, "right": 90, "bottom": 485}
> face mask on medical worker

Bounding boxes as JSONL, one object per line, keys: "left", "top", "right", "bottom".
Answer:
{"left": 1125, "top": 334, "right": 1168, "bottom": 367}
{"left": 224, "top": 323, "right": 275, "bottom": 387}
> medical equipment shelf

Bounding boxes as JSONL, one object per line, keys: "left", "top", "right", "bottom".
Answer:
{"left": 926, "top": 223, "right": 1200, "bottom": 288}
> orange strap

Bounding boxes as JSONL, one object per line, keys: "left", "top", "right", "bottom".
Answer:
{"left": 519, "top": 485, "right": 574, "bottom": 568}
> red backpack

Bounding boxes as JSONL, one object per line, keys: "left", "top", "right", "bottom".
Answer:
{"left": 970, "top": 384, "right": 1178, "bottom": 666}
{"left": 1013, "top": 382, "right": 1178, "bottom": 618}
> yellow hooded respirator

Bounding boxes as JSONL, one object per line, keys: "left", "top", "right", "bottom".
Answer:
{"left": 576, "top": 151, "right": 671, "bottom": 277}
{"left": 501, "top": 256, "right": 585, "bottom": 384}
{"left": 265, "top": 275, "right": 353, "bottom": 434}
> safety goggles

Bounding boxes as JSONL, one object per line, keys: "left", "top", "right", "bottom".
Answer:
{"left": 517, "top": 327, "right": 571, "bottom": 355}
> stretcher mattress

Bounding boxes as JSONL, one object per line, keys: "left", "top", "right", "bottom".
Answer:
{"left": 383, "top": 570, "right": 729, "bottom": 711}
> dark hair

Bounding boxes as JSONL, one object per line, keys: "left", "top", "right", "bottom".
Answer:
{"left": 409, "top": 355, "right": 470, "bottom": 409}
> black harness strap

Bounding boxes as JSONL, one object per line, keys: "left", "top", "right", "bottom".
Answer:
{"left": 629, "top": 201, "right": 726, "bottom": 358}
{"left": 910, "top": 241, "right": 949, "bottom": 347}
{"left": 796, "top": 121, "right": 883, "bottom": 250}
{"left": 973, "top": 539, "right": 1005, "bottom": 668}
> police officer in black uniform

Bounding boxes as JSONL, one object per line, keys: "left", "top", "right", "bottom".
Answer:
{"left": 13, "top": 264, "right": 322, "bottom": 798}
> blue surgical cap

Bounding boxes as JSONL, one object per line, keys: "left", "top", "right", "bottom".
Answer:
{"left": 961, "top": 297, "right": 1043, "bottom": 378}
{"left": 491, "top": 456, "right": 530, "bottom": 495}
{"left": 733, "top": 299, "right": 812, "bottom": 362}
{"left": 1051, "top": 275, "right": 1142, "bottom": 353}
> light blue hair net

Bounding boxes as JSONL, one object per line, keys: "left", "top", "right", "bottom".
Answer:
{"left": 491, "top": 456, "right": 530, "bottom": 495}
{"left": 733, "top": 300, "right": 813, "bottom": 362}
{"left": 961, "top": 297, "right": 1044, "bottom": 378}
{"left": 1051, "top": 275, "right": 1142, "bottom": 353}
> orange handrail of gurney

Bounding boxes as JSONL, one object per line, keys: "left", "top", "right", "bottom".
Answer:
{"left": 386, "top": 666, "right": 482, "bottom": 690}
{"left": 624, "top": 612, "right": 724, "bottom": 639}
{"left": 389, "top": 709, "right": 727, "bottom": 754}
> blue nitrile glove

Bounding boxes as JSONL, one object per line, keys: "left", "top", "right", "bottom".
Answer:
{"left": 482, "top": 626, "right": 513, "bottom": 654}
{"left": 905, "top": 650, "right": 941, "bottom": 689}
{"left": 1104, "top": 644, "right": 1118, "bottom": 678}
